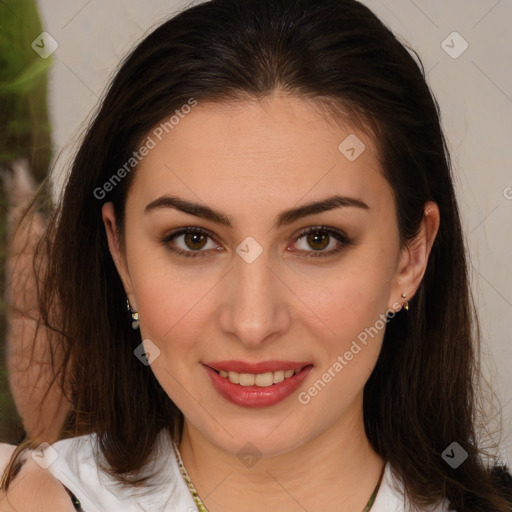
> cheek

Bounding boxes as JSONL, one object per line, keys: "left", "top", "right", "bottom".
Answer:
{"left": 296, "top": 250, "right": 395, "bottom": 342}
{"left": 124, "top": 238, "right": 396, "bottom": 443}
{"left": 131, "top": 238, "right": 396, "bottom": 353}
{"left": 131, "top": 271, "right": 214, "bottom": 409}
{"left": 127, "top": 223, "right": 397, "bottom": 373}
{"left": 292, "top": 270, "right": 391, "bottom": 419}
{"left": 293, "top": 252, "right": 396, "bottom": 399}
{"left": 134, "top": 269, "right": 215, "bottom": 355}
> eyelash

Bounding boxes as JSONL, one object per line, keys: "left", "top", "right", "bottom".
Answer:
{"left": 161, "top": 226, "right": 351, "bottom": 259}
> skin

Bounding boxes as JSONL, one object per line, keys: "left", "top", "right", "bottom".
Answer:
{"left": 102, "top": 93, "right": 440, "bottom": 512}
{"left": 0, "top": 458, "right": 76, "bottom": 512}
{"left": 3, "top": 159, "right": 70, "bottom": 444}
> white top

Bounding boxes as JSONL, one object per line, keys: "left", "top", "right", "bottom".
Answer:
{"left": 2, "top": 432, "right": 451, "bottom": 511}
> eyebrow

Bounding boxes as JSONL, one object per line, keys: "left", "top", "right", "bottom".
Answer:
{"left": 144, "top": 194, "right": 369, "bottom": 229}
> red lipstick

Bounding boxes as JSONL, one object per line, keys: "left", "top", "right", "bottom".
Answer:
{"left": 202, "top": 360, "right": 313, "bottom": 408}
{"left": 203, "top": 360, "right": 311, "bottom": 373}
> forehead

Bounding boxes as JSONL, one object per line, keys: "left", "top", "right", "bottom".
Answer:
{"left": 129, "top": 95, "right": 391, "bottom": 221}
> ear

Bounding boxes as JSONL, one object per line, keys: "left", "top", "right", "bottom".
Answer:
{"left": 102, "top": 202, "right": 137, "bottom": 310}
{"left": 391, "top": 201, "right": 440, "bottom": 308}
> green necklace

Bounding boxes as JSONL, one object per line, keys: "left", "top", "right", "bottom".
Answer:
{"left": 172, "top": 440, "right": 385, "bottom": 512}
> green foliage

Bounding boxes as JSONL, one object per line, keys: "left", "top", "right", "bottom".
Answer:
{"left": 0, "top": 0, "right": 54, "bottom": 442}
{"left": 0, "top": 0, "right": 53, "bottom": 182}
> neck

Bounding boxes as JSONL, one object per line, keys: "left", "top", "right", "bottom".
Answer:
{"left": 178, "top": 394, "right": 385, "bottom": 512}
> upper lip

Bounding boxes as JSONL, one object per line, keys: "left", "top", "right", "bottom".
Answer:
{"left": 203, "top": 360, "right": 313, "bottom": 374}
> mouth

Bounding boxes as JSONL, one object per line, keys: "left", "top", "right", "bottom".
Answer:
{"left": 202, "top": 362, "right": 314, "bottom": 408}
{"left": 209, "top": 366, "right": 310, "bottom": 387}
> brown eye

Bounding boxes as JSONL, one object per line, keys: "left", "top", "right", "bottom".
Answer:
{"left": 293, "top": 226, "right": 350, "bottom": 258}
{"left": 162, "top": 225, "right": 349, "bottom": 260}
{"left": 183, "top": 232, "right": 208, "bottom": 250}
{"left": 162, "top": 227, "right": 220, "bottom": 258}
{"left": 305, "top": 231, "right": 330, "bottom": 251}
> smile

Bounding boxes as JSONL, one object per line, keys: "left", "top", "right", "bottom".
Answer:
{"left": 202, "top": 361, "right": 314, "bottom": 408}
{"left": 216, "top": 367, "right": 305, "bottom": 387}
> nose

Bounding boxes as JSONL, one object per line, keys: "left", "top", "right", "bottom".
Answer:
{"left": 217, "top": 248, "right": 292, "bottom": 349}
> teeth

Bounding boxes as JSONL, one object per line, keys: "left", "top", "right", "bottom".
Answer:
{"left": 273, "top": 370, "right": 284, "bottom": 384}
{"left": 255, "top": 372, "right": 273, "bottom": 387}
{"left": 239, "top": 373, "right": 255, "bottom": 386}
{"left": 228, "top": 371, "right": 240, "bottom": 384}
{"left": 217, "top": 367, "right": 305, "bottom": 387}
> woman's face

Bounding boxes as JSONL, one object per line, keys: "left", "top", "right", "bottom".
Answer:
{"left": 103, "top": 94, "right": 431, "bottom": 457}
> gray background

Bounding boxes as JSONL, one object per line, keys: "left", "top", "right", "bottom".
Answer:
{"left": 35, "top": 0, "right": 512, "bottom": 463}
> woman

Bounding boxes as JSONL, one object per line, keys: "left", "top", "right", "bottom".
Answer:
{"left": 1, "top": 0, "right": 511, "bottom": 510}
{"left": 1, "top": 158, "right": 71, "bottom": 445}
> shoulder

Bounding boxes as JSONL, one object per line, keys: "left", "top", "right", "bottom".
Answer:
{"left": 45, "top": 430, "right": 199, "bottom": 511}
{"left": 0, "top": 457, "right": 75, "bottom": 512}
{"left": 372, "top": 462, "right": 451, "bottom": 512}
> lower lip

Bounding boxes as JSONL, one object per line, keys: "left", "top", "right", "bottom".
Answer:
{"left": 203, "top": 365, "right": 314, "bottom": 408}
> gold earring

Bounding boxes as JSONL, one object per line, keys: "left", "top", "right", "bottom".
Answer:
{"left": 126, "top": 299, "right": 140, "bottom": 329}
{"left": 401, "top": 293, "right": 409, "bottom": 311}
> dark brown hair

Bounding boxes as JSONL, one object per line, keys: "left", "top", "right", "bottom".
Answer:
{"left": 3, "top": 0, "right": 512, "bottom": 510}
